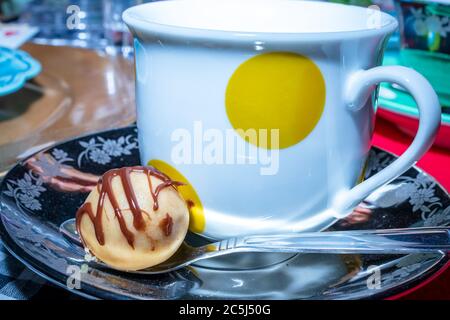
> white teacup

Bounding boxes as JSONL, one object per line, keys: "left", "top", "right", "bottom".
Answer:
{"left": 123, "top": 0, "right": 441, "bottom": 239}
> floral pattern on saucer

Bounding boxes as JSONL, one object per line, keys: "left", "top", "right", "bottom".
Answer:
{"left": 77, "top": 133, "right": 138, "bottom": 166}
{"left": 3, "top": 172, "right": 45, "bottom": 211}
{"left": 0, "top": 47, "right": 41, "bottom": 96}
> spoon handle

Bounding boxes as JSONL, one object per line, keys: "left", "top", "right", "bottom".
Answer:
{"left": 214, "top": 227, "right": 450, "bottom": 255}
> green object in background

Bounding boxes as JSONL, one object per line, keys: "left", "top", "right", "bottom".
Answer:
{"left": 383, "top": 50, "right": 450, "bottom": 108}
{"left": 329, "top": 0, "right": 374, "bottom": 6}
{"left": 378, "top": 83, "right": 450, "bottom": 124}
{"left": 379, "top": 50, "right": 450, "bottom": 128}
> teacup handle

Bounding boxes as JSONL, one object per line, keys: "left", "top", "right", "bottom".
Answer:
{"left": 335, "top": 66, "right": 441, "bottom": 218}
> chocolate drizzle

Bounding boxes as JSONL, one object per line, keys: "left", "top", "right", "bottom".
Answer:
{"left": 159, "top": 213, "right": 174, "bottom": 237}
{"left": 186, "top": 199, "right": 195, "bottom": 209}
{"left": 76, "top": 166, "right": 183, "bottom": 248}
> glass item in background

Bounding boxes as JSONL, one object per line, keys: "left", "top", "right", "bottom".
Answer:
{"left": 103, "top": 0, "right": 145, "bottom": 57}
{"left": 396, "top": 0, "right": 450, "bottom": 97}
{"left": 19, "top": 0, "right": 105, "bottom": 48}
{"left": 398, "top": 0, "right": 450, "bottom": 54}
{"left": 18, "top": 0, "right": 152, "bottom": 54}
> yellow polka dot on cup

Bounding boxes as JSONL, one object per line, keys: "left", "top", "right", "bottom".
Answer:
{"left": 148, "top": 160, "right": 205, "bottom": 234}
{"left": 226, "top": 52, "right": 326, "bottom": 149}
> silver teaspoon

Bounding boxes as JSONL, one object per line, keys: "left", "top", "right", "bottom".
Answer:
{"left": 60, "top": 218, "right": 450, "bottom": 274}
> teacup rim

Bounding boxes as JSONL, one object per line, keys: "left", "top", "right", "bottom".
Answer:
{"left": 123, "top": 0, "right": 399, "bottom": 44}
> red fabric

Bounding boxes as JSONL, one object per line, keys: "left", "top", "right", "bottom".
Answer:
{"left": 373, "top": 118, "right": 450, "bottom": 300}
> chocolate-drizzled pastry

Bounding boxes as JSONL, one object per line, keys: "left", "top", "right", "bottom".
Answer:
{"left": 76, "top": 166, "right": 189, "bottom": 271}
